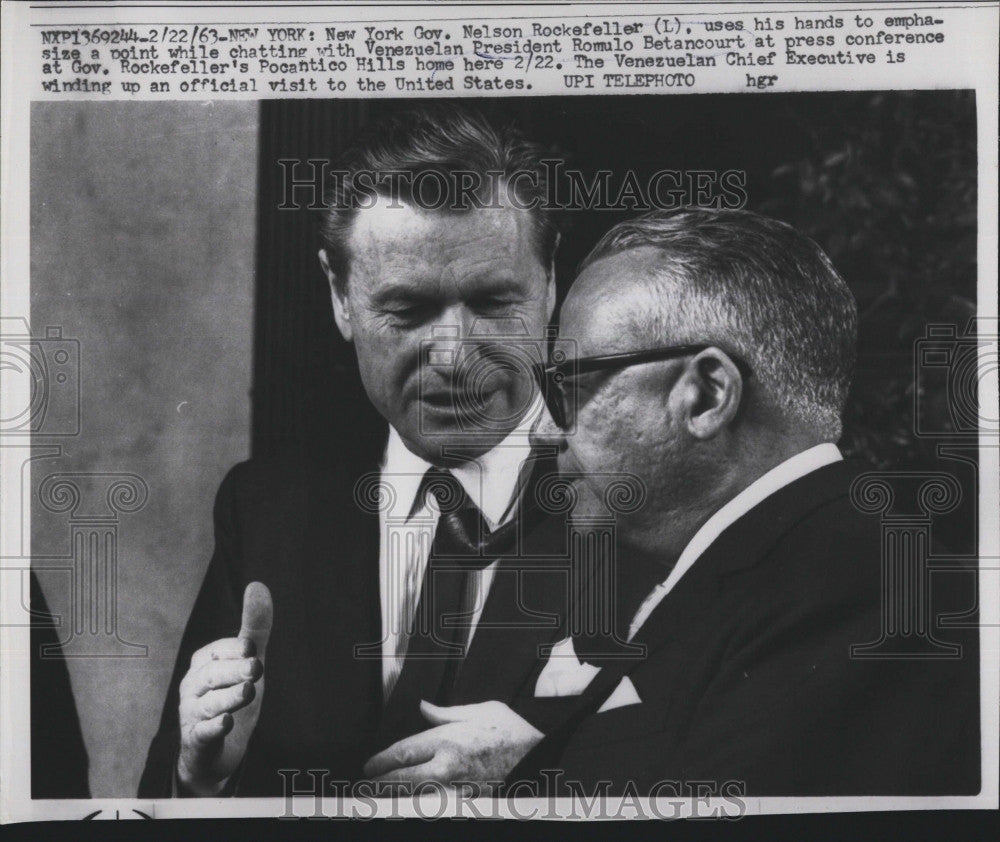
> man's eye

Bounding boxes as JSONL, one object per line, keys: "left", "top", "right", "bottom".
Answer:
{"left": 386, "top": 304, "right": 432, "bottom": 325}
{"left": 472, "top": 297, "right": 517, "bottom": 314}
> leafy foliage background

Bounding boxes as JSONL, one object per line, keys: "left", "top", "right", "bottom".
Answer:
{"left": 757, "top": 91, "right": 978, "bottom": 471}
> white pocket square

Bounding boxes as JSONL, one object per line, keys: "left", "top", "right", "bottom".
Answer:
{"left": 597, "top": 676, "right": 642, "bottom": 712}
{"left": 534, "top": 636, "right": 601, "bottom": 698}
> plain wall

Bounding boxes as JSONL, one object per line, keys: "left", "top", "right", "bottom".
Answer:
{"left": 30, "top": 101, "right": 258, "bottom": 797}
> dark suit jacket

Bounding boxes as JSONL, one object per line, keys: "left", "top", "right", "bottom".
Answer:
{"left": 31, "top": 571, "right": 91, "bottom": 799}
{"left": 138, "top": 447, "right": 569, "bottom": 797}
{"left": 513, "top": 461, "right": 981, "bottom": 797}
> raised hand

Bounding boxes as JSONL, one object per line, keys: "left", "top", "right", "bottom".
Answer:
{"left": 176, "top": 582, "right": 273, "bottom": 795}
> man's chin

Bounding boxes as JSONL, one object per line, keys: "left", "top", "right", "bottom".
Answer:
{"left": 399, "top": 422, "right": 508, "bottom": 465}
{"left": 405, "top": 399, "right": 525, "bottom": 457}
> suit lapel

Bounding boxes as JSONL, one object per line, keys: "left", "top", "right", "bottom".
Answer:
{"left": 521, "top": 461, "right": 863, "bottom": 749}
{"left": 627, "top": 460, "right": 861, "bottom": 657}
{"left": 451, "top": 452, "right": 570, "bottom": 702}
{"left": 453, "top": 558, "right": 567, "bottom": 703}
{"left": 299, "top": 452, "right": 384, "bottom": 669}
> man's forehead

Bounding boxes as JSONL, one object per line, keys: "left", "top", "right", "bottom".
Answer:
{"left": 347, "top": 196, "right": 530, "bottom": 263}
{"left": 560, "top": 249, "right": 672, "bottom": 353}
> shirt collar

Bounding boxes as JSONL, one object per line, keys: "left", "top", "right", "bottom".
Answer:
{"left": 662, "top": 442, "right": 843, "bottom": 593}
{"left": 381, "top": 392, "right": 543, "bottom": 528}
{"left": 380, "top": 426, "right": 434, "bottom": 524}
{"left": 627, "top": 443, "right": 843, "bottom": 640}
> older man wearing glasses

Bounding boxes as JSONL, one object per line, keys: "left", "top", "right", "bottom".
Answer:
{"left": 365, "top": 208, "right": 979, "bottom": 797}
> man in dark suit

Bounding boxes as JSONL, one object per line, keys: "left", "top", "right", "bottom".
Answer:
{"left": 368, "top": 208, "right": 980, "bottom": 796}
{"left": 520, "top": 207, "right": 980, "bottom": 796}
{"left": 138, "top": 106, "right": 570, "bottom": 797}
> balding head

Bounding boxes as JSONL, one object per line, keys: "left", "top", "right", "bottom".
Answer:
{"left": 559, "top": 247, "right": 672, "bottom": 356}
{"left": 576, "top": 208, "right": 857, "bottom": 440}
{"left": 534, "top": 208, "right": 857, "bottom": 556}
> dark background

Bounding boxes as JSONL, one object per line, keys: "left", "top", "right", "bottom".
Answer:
{"left": 254, "top": 91, "right": 979, "bottom": 546}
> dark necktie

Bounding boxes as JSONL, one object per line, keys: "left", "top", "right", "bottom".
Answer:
{"left": 419, "top": 467, "right": 531, "bottom": 558}
{"left": 375, "top": 467, "right": 517, "bottom": 749}
{"left": 411, "top": 468, "right": 498, "bottom": 659}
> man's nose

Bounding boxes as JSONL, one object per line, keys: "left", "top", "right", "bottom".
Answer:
{"left": 421, "top": 307, "right": 477, "bottom": 368}
{"left": 531, "top": 403, "right": 566, "bottom": 451}
{"left": 437, "top": 304, "right": 479, "bottom": 339}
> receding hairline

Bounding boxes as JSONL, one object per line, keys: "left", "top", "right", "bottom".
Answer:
{"left": 567, "top": 208, "right": 858, "bottom": 439}
{"left": 563, "top": 246, "right": 692, "bottom": 351}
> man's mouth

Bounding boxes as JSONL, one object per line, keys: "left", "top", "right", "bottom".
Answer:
{"left": 420, "top": 388, "right": 499, "bottom": 409}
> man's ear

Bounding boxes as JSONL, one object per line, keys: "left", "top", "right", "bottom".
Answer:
{"left": 675, "top": 348, "right": 744, "bottom": 440}
{"left": 318, "top": 248, "right": 353, "bottom": 342}
{"left": 544, "top": 234, "right": 560, "bottom": 321}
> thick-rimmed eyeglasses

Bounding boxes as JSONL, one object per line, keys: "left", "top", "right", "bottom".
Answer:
{"left": 535, "top": 343, "right": 753, "bottom": 430}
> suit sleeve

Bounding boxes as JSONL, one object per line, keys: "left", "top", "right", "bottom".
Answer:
{"left": 31, "top": 572, "right": 91, "bottom": 798}
{"left": 137, "top": 465, "right": 246, "bottom": 797}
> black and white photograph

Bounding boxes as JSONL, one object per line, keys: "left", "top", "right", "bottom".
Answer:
{"left": 1, "top": 0, "right": 997, "bottom": 831}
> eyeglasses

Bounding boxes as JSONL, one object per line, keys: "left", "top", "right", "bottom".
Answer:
{"left": 535, "top": 344, "right": 753, "bottom": 430}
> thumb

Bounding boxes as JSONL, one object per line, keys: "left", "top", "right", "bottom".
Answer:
{"left": 238, "top": 581, "right": 273, "bottom": 660}
{"left": 419, "top": 699, "right": 484, "bottom": 726}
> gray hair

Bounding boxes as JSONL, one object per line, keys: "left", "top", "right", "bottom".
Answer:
{"left": 581, "top": 208, "right": 858, "bottom": 439}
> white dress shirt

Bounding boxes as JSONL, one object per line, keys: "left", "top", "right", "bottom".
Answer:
{"left": 378, "top": 394, "right": 543, "bottom": 699}
{"left": 627, "top": 442, "right": 843, "bottom": 640}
